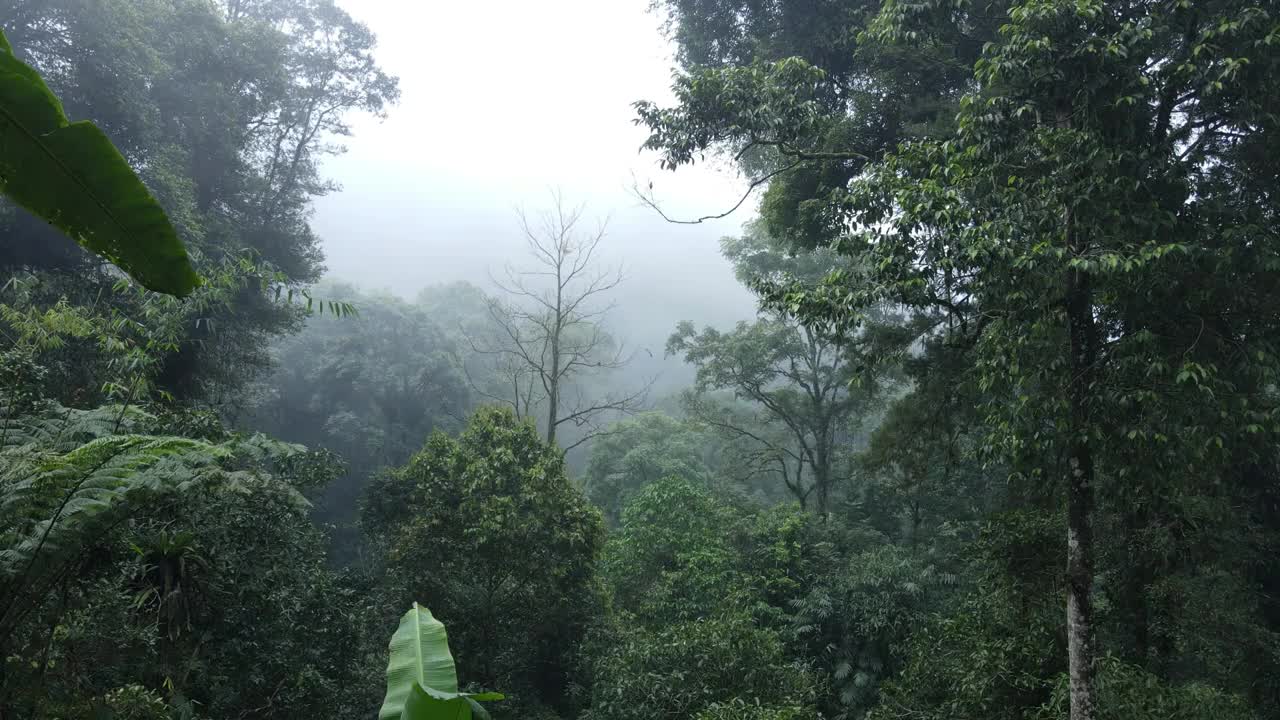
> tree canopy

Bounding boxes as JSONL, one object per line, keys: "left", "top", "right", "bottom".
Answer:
{"left": 3, "top": 2, "right": 1280, "bottom": 720}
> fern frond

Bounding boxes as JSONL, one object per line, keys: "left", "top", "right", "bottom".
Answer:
{"left": 0, "top": 401, "right": 315, "bottom": 644}
{"left": 0, "top": 432, "right": 227, "bottom": 638}
{"left": 0, "top": 401, "right": 153, "bottom": 452}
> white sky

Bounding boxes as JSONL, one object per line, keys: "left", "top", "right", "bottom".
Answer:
{"left": 311, "top": 0, "right": 758, "bottom": 372}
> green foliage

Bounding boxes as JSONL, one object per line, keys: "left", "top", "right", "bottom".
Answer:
{"left": 0, "top": 402, "right": 230, "bottom": 643}
{"left": 1034, "top": 656, "right": 1254, "bottom": 720}
{"left": 667, "top": 225, "right": 884, "bottom": 516}
{"left": 252, "top": 282, "right": 470, "bottom": 466}
{"left": 7, "top": 2, "right": 1280, "bottom": 720}
{"left": 374, "top": 407, "right": 603, "bottom": 717}
{"left": 634, "top": 57, "right": 832, "bottom": 172}
{"left": 601, "top": 477, "right": 743, "bottom": 623}
{"left": 694, "top": 699, "right": 811, "bottom": 720}
{"left": 641, "top": 0, "right": 989, "bottom": 247}
{"left": 869, "top": 513, "right": 1067, "bottom": 720}
{"left": 668, "top": 316, "right": 864, "bottom": 515}
{"left": 0, "top": 393, "right": 368, "bottom": 720}
{"left": 1, "top": 0, "right": 397, "bottom": 404}
{"left": 143, "top": 454, "right": 374, "bottom": 719}
{"left": 0, "top": 259, "right": 336, "bottom": 413}
{"left": 129, "top": 527, "right": 208, "bottom": 640}
{"left": 641, "top": 1, "right": 1280, "bottom": 718}
{"left": 97, "top": 684, "right": 173, "bottom": 720}
{"left": 380, "top": 603, "right": 503, "bottom": 720}
{"left": 590, "top": 477, "right": 874, "bottom": 720}
{"left": 582, "top": 612, "right": 818, "bottom": 720}
{"left": 248, "top": 281, "right": 473, "bottom": 558}
{"left": 732, "top": 503, "right": 843, "bottom": 620}
{"left": 0, "top": 29, "right": 198, "bottom": 296}
{"left": 790, "top": 545, "right": 953, "bottom": 719}
{"left": 583, "top": 412, "right": 712, "bottom": 524}
{"left": 853, "top": 333, "right": 993, "bottom": 553}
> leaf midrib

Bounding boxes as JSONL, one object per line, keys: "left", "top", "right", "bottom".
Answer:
{"left": 413, "top": 602, "right": 425, "bottom": 688}
{"left": 0, "top": 72, "right": 144, "bottom": 257}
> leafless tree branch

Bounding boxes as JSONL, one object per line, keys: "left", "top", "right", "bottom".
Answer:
{"left": 628, "top": 161, "right": 802, "bottom": 225}
{"left": 480, "top": 190, "right": 648, "bottom": 451}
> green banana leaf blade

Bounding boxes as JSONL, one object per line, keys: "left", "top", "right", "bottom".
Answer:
{"left": 403, "top": 681, "right": 503, "bottom": 720}
{"left": 0, "top": 30, "right": 200, "bottom": 297}
{"left": 402, "top": 682, "right": 470, "bottom": 720}
{"left": 379, "top": 603, "right": 504, "bottom": 720}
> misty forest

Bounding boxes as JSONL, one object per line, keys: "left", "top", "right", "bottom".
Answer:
{"left": 3, "top": 1, "right": 1280, "bottom": 719}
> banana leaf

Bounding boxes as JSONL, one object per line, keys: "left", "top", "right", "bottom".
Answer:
{"left": 0, "top": 30, "right": 199, "bottom": 296}
{"left": 379, "top": 603, "right": 503, "bottom": 720}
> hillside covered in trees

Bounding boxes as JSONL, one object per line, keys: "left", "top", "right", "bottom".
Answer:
{"left": 3, "top": 1, "right": 1280, "bottom": 720}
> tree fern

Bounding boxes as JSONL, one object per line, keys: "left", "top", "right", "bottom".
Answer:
{"left": 0, "top": 400, "right": 153, "bottom": 452}
{"left": 0, "top": 401, "right": 308, "bottom": 646}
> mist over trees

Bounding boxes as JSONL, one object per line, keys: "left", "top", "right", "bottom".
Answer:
{"left": 3, "top": 1, "right": 1280, "bottom": 720}
{"left": 476, "top": 193, "right": 649, "bottom": 451}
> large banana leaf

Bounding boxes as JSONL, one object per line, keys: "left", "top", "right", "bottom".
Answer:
{"left": 380, "top": 603, "right": 503, "bottom": 720}
{"left": 0, "top": 30, "right": 200, "bottom": 296}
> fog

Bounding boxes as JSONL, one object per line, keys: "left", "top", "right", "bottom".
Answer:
{"left": 311, "top": 0, "right": 757, "bottom": 393}
{"left": 9, "top": 3, "right": 1278, "bottom": 718}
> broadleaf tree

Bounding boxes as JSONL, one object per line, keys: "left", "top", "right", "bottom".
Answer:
{"left": 636, "top": 1, "right": 1280, "bottom": 718}
{"left": 667, "top": 226, "right": 883, "bottom": 516}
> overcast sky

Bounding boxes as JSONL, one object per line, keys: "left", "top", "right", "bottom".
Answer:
{"left": 310, "top": 0, "right": 759, "bottom": 390}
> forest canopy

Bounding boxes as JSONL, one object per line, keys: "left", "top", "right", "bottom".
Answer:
{"left": 2, "top": 2, "right": 1279, "bottom": 720}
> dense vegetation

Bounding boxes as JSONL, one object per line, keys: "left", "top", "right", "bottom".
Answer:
{"left": 3, "top": 1, "right": 1279, "bottom": 720}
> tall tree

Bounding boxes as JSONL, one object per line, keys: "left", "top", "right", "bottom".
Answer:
{"left": 477, "top": 193, "right": 647, "bottom": 450}
{"left": 636, "top": 2, "right": 1280, "bottom": 718}
{"left": 0, "top": 0, "right": 397, "bottom": 402}
{"left": 669, "top": 318, "right": 866, "bottom": 517}
{"left": 668, "top": 227, "right": 880, "bottom": 516}
{"left": 838, "top": 5, "right": 1280, "bottom": 717}
{"left": 369, "top": 407, "right": 604, "bottom": 719}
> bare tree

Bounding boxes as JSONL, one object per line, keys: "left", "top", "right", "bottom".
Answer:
{"left": 473, "top": 192, "right": 648, "bottom": 451}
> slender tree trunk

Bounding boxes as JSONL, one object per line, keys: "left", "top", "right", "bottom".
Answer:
{"left": 545, "top": 362, "right": 559, "bottom": 446}
{"left": 811, "top": 423, "right": 835, "bottom": 518}
{"left": 817, "top": 470, "right": 830, "bottom": 518}
{"left": 1121, "top": 500, "right": 1152, "bottom": 664}
{"left": 909, "top": 499, "right": 922, "bottom": 554}
{"left": 1064, "top": 207, "right": 1098, "bottom": 720}
{"left": 813, "top": 451, "right": 830, "bottom": 518}
{"left": 546, "top": 290, "right": 563, "bottom": 446}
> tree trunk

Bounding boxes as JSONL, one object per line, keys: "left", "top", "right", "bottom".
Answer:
{"left": 1121, "top": 500, "right": 1152, "bottom": 665}
{"left": 1064, "top": 208, "right": 1098, "bottom": 720}
{"left": 909, "top": 498, "right": 922, "bottom": 554}
{"left": 546, "top": 297, "right": 562, "bottom": 446}
{"left": 813, "top": 451, "right": 830, "bottom": 518}
{"left": 546, "top": 370, "right": 559, "bottom": 446}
